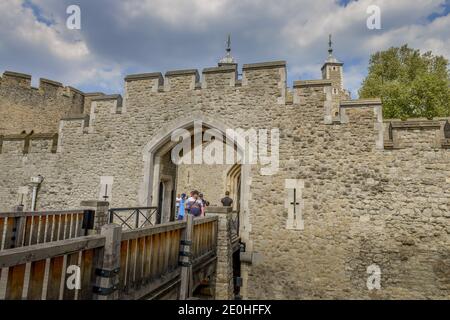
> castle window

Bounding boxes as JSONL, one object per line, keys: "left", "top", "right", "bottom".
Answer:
{"left": 285, "top": 179, "right": 304, "bottom": 230}
{"left": 333, "top": 88, "right": 338, "bottom": 95}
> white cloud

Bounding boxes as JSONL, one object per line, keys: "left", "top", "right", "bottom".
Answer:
{"left": 0, "top": 0, "right": 448, "bottom": 96}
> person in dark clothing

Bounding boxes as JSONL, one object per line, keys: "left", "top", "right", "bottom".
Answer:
{"left": 221, "top": 191, "right": 233, "bottom": 207}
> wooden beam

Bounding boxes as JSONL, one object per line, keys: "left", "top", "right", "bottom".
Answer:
{"left": 0, "top": 235, "right": 105, "bottom": 268}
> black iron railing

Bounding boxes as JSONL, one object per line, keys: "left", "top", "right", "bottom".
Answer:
{"left": 108, "top": 207, "right": 158, "bottom": 229}
{"left": 230, "top": 211, "right": 239, "bottom": 239}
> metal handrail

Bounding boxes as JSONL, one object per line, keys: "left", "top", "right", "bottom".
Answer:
{"left": 108, "top": 207, "right": 158, "bottom": 229}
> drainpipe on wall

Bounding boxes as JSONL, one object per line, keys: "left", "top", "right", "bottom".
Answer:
{"left": 30, "top": 175, "right": 44, "bottom": 211}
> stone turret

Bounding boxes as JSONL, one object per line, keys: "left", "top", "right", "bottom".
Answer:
{"left": 320, "top": 35, "right": 350, "bottom": 117}
{"left": 218, "top": 34, "right": 237, "bottom": 69}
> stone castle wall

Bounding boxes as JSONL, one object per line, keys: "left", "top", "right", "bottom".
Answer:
{"left": 0, "top": 61, "right": 448, "bottom": 299}
{"left": 0, "top": 71, "right": 89, "bottom": 135}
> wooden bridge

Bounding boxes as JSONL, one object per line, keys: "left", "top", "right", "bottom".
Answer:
{"left": 0, "top": 202, "right": 240, "bottom": 300}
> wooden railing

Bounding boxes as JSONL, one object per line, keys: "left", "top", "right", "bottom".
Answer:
{"left": 0, "top": 235, "right": 104, "bottom": 300}
{"left": 192, "top": 217, "right": 218, "bottom": 263}
{"left": 119, "top": 221, "right": 184, "bottom": 299}
{"left": 0, "top": 210, "right": 95, "bottom": 251}
{"left": 0, "top": 215, "right": 219, "bottom": 300}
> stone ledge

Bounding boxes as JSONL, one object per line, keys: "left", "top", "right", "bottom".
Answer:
{"left": 205, "top": 206, "right": 232, "bottom": 214}
{"left": 1, "top": 133, "right": 29, "bottom": 141}
{"left": 40, "top": 78, "right": 63, "bottom": 88}
{"left": 80, "top": 200, "right": 109, "bottom": 207}
{"left": 85, "top": 92, "right": 105, "bottom": 97}
{"left": 67, "top": 86, "right": 84, "bottom": 95}
{"left": 165, "top": 69, "right": 199, "bottom": 77}
{"left": 3, "top": 71, "right": 32, "bottom": 80}
{"left": 90, "top": 94, "right": 122, "bottom": 101}
{"left": 293, "top": 79, "right": 332, "bottom": 88}
{"left": 61, "top": 114, "right": 89, "bottom": 121}
{"left": 125, "top": 72, "right": 163, "bottom": 82}
{"left": 29, "top": 133, "right": 58, "bottom": 140}
{"left": 390, "top": 120, "right": 441, "bottom": 130}
{"left": 321, "top": 61, "right": 344, "bottom": 70}
{"left": 242, "top": 60, "right": 286, "bottom": 71}
{"left": 340, "top": 99, "right": 382, "bottom": 107}
{"left": 202, "top": 65, "right": 237, "bottom": 74}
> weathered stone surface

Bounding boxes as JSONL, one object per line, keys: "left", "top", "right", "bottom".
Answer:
{"left": 0, "top": 59, "right": 448, "bottom": 300}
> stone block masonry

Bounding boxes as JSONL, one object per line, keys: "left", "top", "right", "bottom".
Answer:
{"left": 0, "top": 58, "right": 449, "bottom": 300}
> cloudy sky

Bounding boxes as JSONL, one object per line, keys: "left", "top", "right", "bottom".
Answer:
{"left": 0, "top": 0, "right": 449, "bottom": 97}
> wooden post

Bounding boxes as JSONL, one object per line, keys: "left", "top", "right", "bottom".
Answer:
{"left": 13, "top": 216, "right": 26, "bottom": 248}
{"left": 80, "top": 200, "right": 110, "bottom": 234}
{"left": 179, "top": 215, "right": 193, "bottom": 300}
{"left": 93, "top": 224, "right": 121, "bottom": 300}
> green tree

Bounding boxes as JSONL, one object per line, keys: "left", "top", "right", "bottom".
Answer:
{"left": 359, "top": 45, "right": 450, "bottom": 119}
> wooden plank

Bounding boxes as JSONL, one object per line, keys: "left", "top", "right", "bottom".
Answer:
{"left": 170, "top": 230, "right": 178, "bottom": 271}
{"left": 193, "top": 216, "right": 218, "bottom": 225}
{"left": 0, "top": 235, "right": 106, "bottom": 268}
{"left": 175, "top": 229, "right": 181, "bottom": 268}
{"left": 134, "top": 237, "right": 145, "bottom": 288}
{"left": 14, "top": 216, "right": 26, "bottom": 248}
{"left": 78, "top": 249, "right": 95, "bottom": 300}
{"left": 59, "top": 215, "right": 66, "bottom": 240}
{"left": 66, "top": 214, "right": 73, "bottom": 239}
{"left": 143, "top": 236, "right": 152, "bottom": 281}
{"left": 158, "top": 232, "right": 167, "bottom": 275}
{"left": 38, "top": 216, "right": 47, "bottom": 244}
{"left": 46, "top": 255, "right": 64, "bottom": 300}
{"left": 5, "top": 263, "right": 26, "bottom": 299}
{"left": 0, "top": 217, "right": 5, "bottom": 250}
{"left": 76, "top": 213, "right": 84, "bottom": 237}
{"left": 119, "top": 240, "right": 129, "bottom": 292}
{"left": 30, "top": 216, "right": 39, "bottom": 245}
{"left": 150, "top": 234, "right": 160, "bottom": 279}
{"left": 126, "top": 238, "right": 137, "bottom": 289}
{"left": 167, "top": 230, "right": 174, "bottom": 272}
{"left": 23, "top": 216, "right": 32, "bottom": 246}
{"left": 0, "top": 210, "right": 86, "bottom": 218}
{"left": 121, "top": 220, "right": 186, "bottom": 241}
{"left": 45, "top": 215, "right": 54, "bottom": 243}
{"left": 63, "top": 252, "right": 80, "bottom": 300}
{"left": 53, "top": 215, "right": 60, "bottom": 241}
{"left": 3, "top": 217, "right": 16, "bottom": 249}
{"left": 78, "top": 249, "right": 94, "bottom": 300}
{"left": 27, "top": 259, "right": 47, "bottom": 300}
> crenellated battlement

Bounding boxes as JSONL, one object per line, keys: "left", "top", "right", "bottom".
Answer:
{"left": 124, "top": 60, "right": 286, "bottom": 97}
{"left": 0, "top": 132, "right": 58, "bottom": 155}
{"left": 383, "top": 118, "right": 450, "bottom": 150}
{"left": 0, "top": 71, "right": 85, "bottom": 99}
{"left": 0, "top": 70, "right": 87, "bottom": 136}
{"left": 1, "top": 61, "right": 449, "bottom": 156}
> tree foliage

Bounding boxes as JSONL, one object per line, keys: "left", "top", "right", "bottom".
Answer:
{"left": 359, "top": 45, "right": 450, "bottom": 119}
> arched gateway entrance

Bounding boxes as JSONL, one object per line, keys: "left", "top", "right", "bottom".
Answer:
{"left": 138, "top": 114, "right": 251, "bottom": 242}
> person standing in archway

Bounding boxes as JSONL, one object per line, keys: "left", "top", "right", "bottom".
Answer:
{"left": 221, "top": 191, "right": 233, "bottom": 207}
{"left": 187, "top": 190, "right": 202, "bottom": 217}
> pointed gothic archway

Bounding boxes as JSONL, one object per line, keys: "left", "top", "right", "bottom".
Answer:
{"left": 138, "top": 114, "right": 252, "bottom": 243}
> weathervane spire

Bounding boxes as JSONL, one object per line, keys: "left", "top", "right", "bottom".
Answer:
{"left": 328, "top": 34, "right": 333, "bottom": 56}
{"left": 219, "top": 33, "right": 236, "bottom": 65}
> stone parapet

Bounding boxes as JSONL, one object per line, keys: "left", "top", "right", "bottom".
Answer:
{"left": 206, "top": 206, "right": 234, "bottom": 300}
